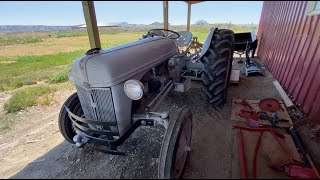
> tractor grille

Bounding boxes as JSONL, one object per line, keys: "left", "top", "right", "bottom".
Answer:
{"left": 75, "top": 84, "right": 118, "bottom": 133}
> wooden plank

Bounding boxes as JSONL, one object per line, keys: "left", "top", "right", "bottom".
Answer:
{"left": 187, "top": 3, "right": 191, "bottom": 32}
{"left": 232, "top": 128, "right": 301, "bottom": 179}
{"left": 82, "top": 1, "right": 101, "bottom": 49}
{"left": 163, "top": 1, "right": 169, "bottom": 30}
{"left": 230, "top": 99, "right": 293, "bottom": 128}
{"left": 230, "top": 69, "right": 240, "bottom": 84}
{"left": 273, "top": 80, "right": 294, "bottom": 108}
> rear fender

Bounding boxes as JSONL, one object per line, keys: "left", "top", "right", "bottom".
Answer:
{"left": 199, "top": 27, "right": 217, "bottom": 59}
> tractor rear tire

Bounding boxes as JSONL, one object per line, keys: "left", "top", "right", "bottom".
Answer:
{"left": 58, "top": 92, "right": 83, "bottom": 143}
{"left": 220, "top": 29, "right": 235, "bottom": 88}
{"left": 200, "top": 28, "right": 235, "bottom": 107}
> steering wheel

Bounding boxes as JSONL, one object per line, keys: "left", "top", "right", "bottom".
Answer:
{"left": 147, "top": 29, "right": 180, "bottom": 39}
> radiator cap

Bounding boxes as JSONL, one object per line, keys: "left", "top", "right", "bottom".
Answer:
{"left": 85, "top": 47, "right": 101, "bottom": 55}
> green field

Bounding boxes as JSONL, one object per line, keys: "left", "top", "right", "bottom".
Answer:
{"left": 0, "top": 24, "right": 256, "bottom": 120}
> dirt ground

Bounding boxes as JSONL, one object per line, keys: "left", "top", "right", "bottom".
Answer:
{"left": 0, "top": 57, "right": 319, "bottom": 179}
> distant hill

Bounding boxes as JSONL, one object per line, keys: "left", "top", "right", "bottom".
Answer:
{"left": 0, "top": 23, "right": 257, "bottom": 34}
{"left": 0, "top": 25, "right": 77, "bottom": 33}
{"left": 0, "top": 23, "right": 146, "bottom": 33}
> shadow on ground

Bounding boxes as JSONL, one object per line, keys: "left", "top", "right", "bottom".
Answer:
{"left": 10, "top": 58, "right": 282, "bottom": 179}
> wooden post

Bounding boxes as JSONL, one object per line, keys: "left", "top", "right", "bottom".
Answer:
{"left": 82, "top": 1, "right": 101, "bottom": 49}
{"left": 187, "top": 2, "right": 191, "bottom": 32}
{"left": 163, "top": 1, "right": 169, "bottom": 30}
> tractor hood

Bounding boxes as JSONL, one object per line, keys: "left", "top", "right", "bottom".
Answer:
{"left": 69, "top": 36, "right": 179, "bottom": 88}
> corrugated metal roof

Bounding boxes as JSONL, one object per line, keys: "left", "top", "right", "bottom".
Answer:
{"left": 77, "top": 22, "right": 108, "bottom": 28}
{"left": 77, "top": 22, "right": 130, "bottom": 28}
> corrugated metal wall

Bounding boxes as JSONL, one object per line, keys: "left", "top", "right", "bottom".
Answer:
{"left": 257, "top": 1, "right": 320, "bottom": 117}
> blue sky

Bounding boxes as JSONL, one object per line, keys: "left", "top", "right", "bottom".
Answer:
{"left": 0, "top": 1, "right": 263, "bottom": 25}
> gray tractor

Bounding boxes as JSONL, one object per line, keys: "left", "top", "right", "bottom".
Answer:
{"left": 58, "top": 27, "right": 234, "bottom": 179}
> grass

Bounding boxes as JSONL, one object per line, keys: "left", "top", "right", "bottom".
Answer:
{"left": 0, "top": 24, "right": 257, "bottom": 46}
{"left": 0, "top": 27, "right": 145, "bottom": 46}
{"left": 55, "top": 31, "right": 88, "bottom": 38}
{"left": 0, "top": 81, "right": 75, "bottom": 132}
{"left": 52, "top": 81, "right": 75, "bottom": 90}
{"left": 38, "top": 94, "right": 52, "bottom": 106}
{"left": 101, "top": 33, "right": 143, "bottom": 49}
{"left": 46, "top": 70, "right": 69, "bottom": 84}
{"left": 0, "top": 114, "right": 15, "bottom": 133}
{"left": 0, "top": 51, "right": 84, "bottom": 92}
{"left": 0, "top": 33, "right": 145, "bottom": 91}
{"left": 0, "top": 36, "right": 43, "bottom": 46}
{"left": 0, "top": 31, "right": 51, "bottom": 46}
{"left": 3, "top": 85, "right": 57, "bottom": 113}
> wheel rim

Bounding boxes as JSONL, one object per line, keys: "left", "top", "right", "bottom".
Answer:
{"left": 171, "top": 116, "right": 192, "bottom": 179}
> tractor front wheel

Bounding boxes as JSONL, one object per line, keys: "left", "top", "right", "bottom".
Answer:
{"left": 158, "top": 107, "right": 193, "bottom": 179}
{"left": 58, "top": 92, "right": 83, "bottom": 143}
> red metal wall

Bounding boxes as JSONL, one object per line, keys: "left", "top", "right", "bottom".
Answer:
{"left": 257, "top": 1, "right": 320, "bottom": 117}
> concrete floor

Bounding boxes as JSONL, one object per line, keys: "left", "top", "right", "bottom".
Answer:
{"left": 10, "top": 57, "right": 284, "bottom": 179}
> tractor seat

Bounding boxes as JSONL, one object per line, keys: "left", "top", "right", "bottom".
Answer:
{"left": 172, "top": 31, "right": 193, "bottom": 47}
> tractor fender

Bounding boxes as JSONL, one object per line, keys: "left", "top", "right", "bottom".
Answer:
{"left": 199, "top": 27, "right": 217, "bottom": 59}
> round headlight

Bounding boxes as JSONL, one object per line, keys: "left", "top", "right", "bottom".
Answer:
{"left": 124, "top": 79, "right": 144, "bottom": 100}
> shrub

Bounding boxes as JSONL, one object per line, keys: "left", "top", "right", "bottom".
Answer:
{"left": 46, "top": 71, "right": 69, "bottom": 84}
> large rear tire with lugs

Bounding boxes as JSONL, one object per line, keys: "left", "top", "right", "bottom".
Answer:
{"left": 200, "top": 28, "right": 235, "bottom": 107}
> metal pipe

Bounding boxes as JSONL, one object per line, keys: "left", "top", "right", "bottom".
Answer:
{"left": 289, "top": 126, "right": 311, "bottom": 168}
{"left": 151, "top": 83, "right": 173, "bottom": 112}
{"left": 145, "top": 80, "right": 173, "bottom": 112}
{"left": 306, "top": 154, "right": 320, "bottom": 178}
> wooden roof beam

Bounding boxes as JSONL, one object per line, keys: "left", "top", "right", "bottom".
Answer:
{"left": 183, "top": 1, "right": 205, "bottom": 5}
{"left": 187, "top": 3, "right": 191, "bottom": 32}
{"left": 163, "top": 1, "right": 169, "bottom": 29}
{"left": 82, "top": 1, "right": 101, "bottom": 49}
